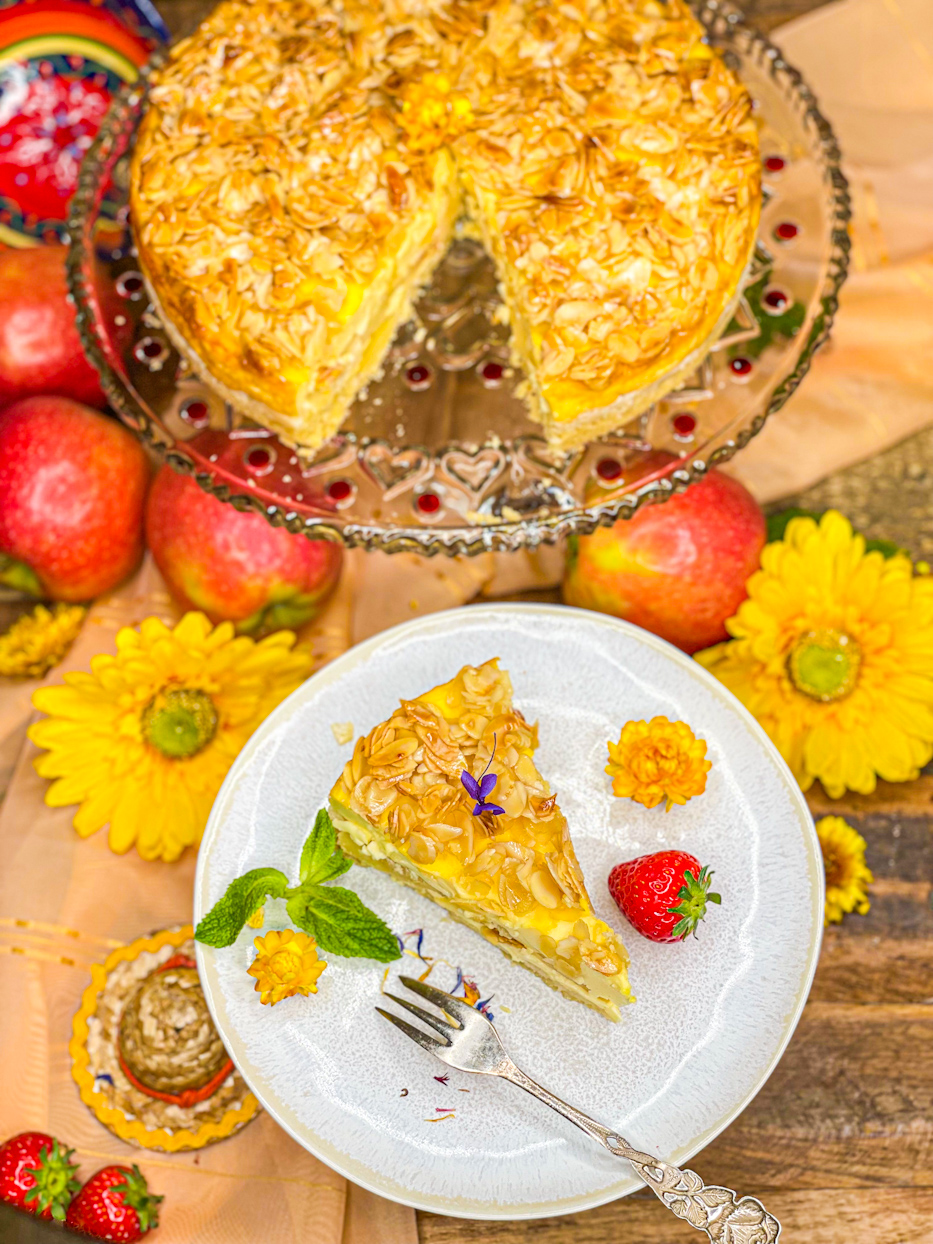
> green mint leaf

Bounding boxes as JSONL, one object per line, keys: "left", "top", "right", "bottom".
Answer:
{"left": 300, "top": 808, "right": 337, "bottom": 883}
{"left": 287, "top": 885, "right": 400, "bottom": 962}
{"left": 310, "top": 852, "right": 353, "bottom": 884}
{"left": 195, "top": 867, "right": 289, "bottom": 947}
{"left": 300, "top": 807, "right": 353, "bottom": 884}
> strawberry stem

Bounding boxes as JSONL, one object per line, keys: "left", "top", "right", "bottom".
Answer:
{"left": 667, "top": 866, "right": 721, "bottom": 940}
{"left": 22, "top": 1138, "right": 81, "bottom": 1221}
{"left": 112, "top": 1165, "right": 163, "bottom": 1234}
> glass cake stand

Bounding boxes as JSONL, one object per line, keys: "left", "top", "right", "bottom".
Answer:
{"left": 67, "top": 0, "right": 850, "bottom": 556}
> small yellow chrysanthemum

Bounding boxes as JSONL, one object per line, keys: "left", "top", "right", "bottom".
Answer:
{"left": 0, "top": 604, "right": 86, "bottom": 679}
{"left": 399, "top": 72, "right": 473, "bottom": 153}
{"left": 816, "top": 816, "right": 872, "bottom": 926}
{"left": 248, "top": 929, "right": 327, "bottom": 1006}
{"left": 696, "top": 511, "right": 933, "bottom": 798}
{"left": 606, "top": 717, "right": 711, "bottom": 811}
{"left": 28, "top": 612, "right": 313, "bottom": 862}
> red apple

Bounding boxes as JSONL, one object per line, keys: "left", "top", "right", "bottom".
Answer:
{"left": 0, "top": 245, "right": 109, "bottom": 408}
{"left": 0, "top": 397, "right": 149, "bottom": 600}
{"left": 146, "top": 451, "right": 343, "bottom": 634}
{"left": 563, "top": 456, "right": 766, "bottom": 653}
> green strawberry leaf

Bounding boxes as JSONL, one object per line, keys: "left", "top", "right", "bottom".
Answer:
{"left": 287, "top": 885, "right": 401, "bottom": 962}
{"left": 195, "top": 867, "right": 289, "bottom": 947}
{"left": 112, "top": 1164, "right": 163, "bottom": 1234}
{"left": 667, "top": 866, "right": 721, "bottom": 941}
{"left": 22, "top": 1139, "right": 80, "bottom": 1222}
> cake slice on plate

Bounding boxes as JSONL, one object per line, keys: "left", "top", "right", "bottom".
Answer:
{"left": 329, "top": 659, "right": 632, "bottom": 1019}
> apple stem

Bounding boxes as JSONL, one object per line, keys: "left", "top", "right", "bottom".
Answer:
{"left": 0, "top": 555, "right": 43, "bottom": 597}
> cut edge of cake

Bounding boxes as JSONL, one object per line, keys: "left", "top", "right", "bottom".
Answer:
{"left": 133, "top": 161, "right": 460, "bottom": 454}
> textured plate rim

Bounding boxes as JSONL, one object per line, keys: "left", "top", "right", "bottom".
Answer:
{"left": 195, "top": 604, "right": 824, "bottom": 1220}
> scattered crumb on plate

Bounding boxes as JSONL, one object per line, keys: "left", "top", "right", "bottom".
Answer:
{"left": 331, "top": 722, "right": 354, "bottom": 745}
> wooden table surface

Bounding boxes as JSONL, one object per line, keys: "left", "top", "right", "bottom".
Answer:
{"left": 8, "top": 2, "right": 932, "bottom": 1243}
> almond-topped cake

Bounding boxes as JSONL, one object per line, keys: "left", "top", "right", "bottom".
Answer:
{"left": 131, "top": 0, "right": 760, "bottom": 453}
{"left": 329, "top": 659, "right": 633, "bottom": 1019}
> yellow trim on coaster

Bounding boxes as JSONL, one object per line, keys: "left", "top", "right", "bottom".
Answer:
{"left": 70, "top": 924, "right": 260, "bottom": 1152}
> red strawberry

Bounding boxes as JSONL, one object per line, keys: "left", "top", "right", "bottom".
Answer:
{"left": 65, "top": 1164, "right": 162, "bottom": 1241}
{"left": 608, "top": 850, "right": 721, "bottom": 943}
{"left": 0, "top": 1131, "right": 80, "bottom": 1221}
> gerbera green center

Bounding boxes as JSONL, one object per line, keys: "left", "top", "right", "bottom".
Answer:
{"left": 788, "top": 629, "right": 861, "bottom": 702}
{"left": 142, "top": 688, "right": 218, "bottom": 759}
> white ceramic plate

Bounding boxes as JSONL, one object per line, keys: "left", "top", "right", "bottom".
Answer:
{"left": 195, "top": 605, "right": 822, "bottom": 1220}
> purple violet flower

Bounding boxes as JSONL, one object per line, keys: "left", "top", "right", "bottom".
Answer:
{"left": 461, "top": 735, "right": 505, "bottom": 816}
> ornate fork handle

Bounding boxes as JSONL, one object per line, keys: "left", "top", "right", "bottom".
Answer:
{"left": 502, "top": 1062, "right": 780, "bottom": 1243}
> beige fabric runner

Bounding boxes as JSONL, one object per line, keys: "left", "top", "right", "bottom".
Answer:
{"left": 727, "top": 0, "right": 933, "bottom": 502}
{"left": 0, "top": 559, "right": 418, "bottom": 1244}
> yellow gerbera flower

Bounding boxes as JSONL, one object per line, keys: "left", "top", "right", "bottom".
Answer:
{"left": 28, "top": 612, "right": 313, "bottom": 862}
{"left": 696, "top": 511, "right": 933, "bottom": 798}
{"left": 0, "top": 603, "right": 86, "bottom": 679}
{"left": 816, "top": 815, "right": 872, "bottom": 926}
{"left": 247, "top": 929, "right": 327, "bottom": 1005}
{"left": 606, "top": 717, "right": 711, "bottom": 811}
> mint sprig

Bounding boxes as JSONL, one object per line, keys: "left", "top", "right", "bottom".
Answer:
{"left": 195, "top": 810, "right": 399, "bottom": 962}
{"left": 300, "top": 808, "right": 353, "bottom": 885}
{"left": 195, "top": 867, "right": 289, "bottom": 948}
{"left": 287, "top": 886, "right": 401, "bottom": 961}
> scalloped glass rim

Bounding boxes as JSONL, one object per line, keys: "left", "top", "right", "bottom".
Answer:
{"left": 67, "top": 0, "right": 851, "bottom": 556}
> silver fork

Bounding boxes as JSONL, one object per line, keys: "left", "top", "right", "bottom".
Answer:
{"left": 378, "top": 976, "right": 780, "bottom": 1242}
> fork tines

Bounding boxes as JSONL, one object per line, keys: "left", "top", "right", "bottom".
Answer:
{"left": 377, "top": 975, "right": 477, "bottom": 1052}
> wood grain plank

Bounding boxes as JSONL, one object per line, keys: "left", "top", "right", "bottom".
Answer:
{"left": 419, "top": 1189, "right": 933, "bottom": 1244}
{"left": 808, "top": 777, "right": 933, "bottom": 819}
{"left": 698, "top": 1003, "right": 933, "bottom": 1190}
{"left": 811, "top": 934, "right": 933, "bottom": 1004}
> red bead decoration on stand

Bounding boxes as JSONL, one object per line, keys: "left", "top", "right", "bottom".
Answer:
{"left": 672, "top": 412, "right": 697, "bottom": 441}
{"left": 244, "top": 445, "right": 274, "bottom": 476}
{"left": 404, "top": 363, "right": 433, "bottom": 391}
{"left": 180, "top": 399, "right": 210, "bottom": 428}
{"left": 116, "top": 271, "right": 144, "bottom": 299}
{"left": 327, "top": 479, "right": 353, "bottom": 503}
{"left": 133, "top": 337, "right": 166, "bottom": 367}
{"left": 479, "top": 360, "right": 505, "bottom": 388}
{"left": 774, "top": 221, "right": 799, "bottom": 243}
{"left": 415, "top": 491, "right": 441, "bottom": 515}
{"left": 595, "top": 458, "right": 623, "bottom": 482}
{"left": 762, "top": 288, "right": 789, "bottom": 313}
